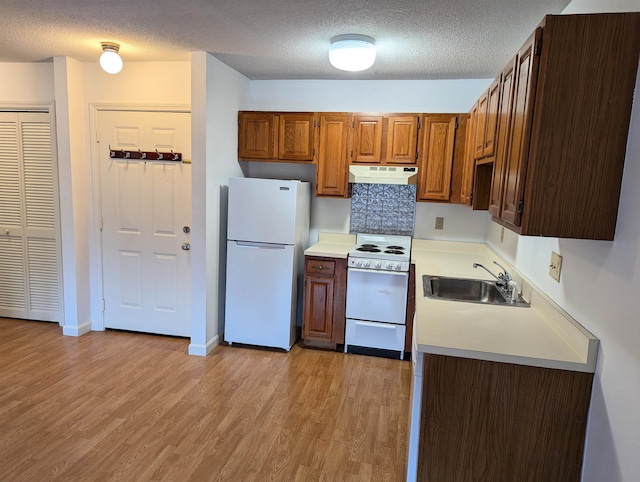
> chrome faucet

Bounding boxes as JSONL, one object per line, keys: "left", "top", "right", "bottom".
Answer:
{"left": 473, "top": 261, "right": 519, "bottom": 303}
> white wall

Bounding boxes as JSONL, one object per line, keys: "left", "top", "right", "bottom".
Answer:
{"left": 54, "top": 57, "right": 92, "bottom": 336}
{"left": 487, "top": 2, "right": 640, "bottom": 480}
{"left": 0, "top": 63, "right": 55, "bottom": 102}
{"left": 189, "top": 52, "right": 249, "bottom": 356}
{"left": 248, "top": 79, "right": 492, "bottom": 244}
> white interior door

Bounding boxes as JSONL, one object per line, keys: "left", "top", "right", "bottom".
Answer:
{"left": 98, "top": 110, "right": 191, "bottom": 337}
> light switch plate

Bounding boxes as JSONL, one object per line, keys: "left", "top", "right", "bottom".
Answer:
{"left": 549, "top": 251, "right": 563, "bottom": 282}
{"left": 435, "top": 217, "right": 444, "bottom": 230}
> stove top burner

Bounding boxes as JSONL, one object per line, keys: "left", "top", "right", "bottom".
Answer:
{"left": 387, "top": 245, "right": 404, "bottom": 250}
{"left": 357, "top": 246, "right": 381, "bottom": 252}
{"left": 360, "top": 244, "right": 379, "bottom": 248}
{"left": 384, "top": 249, "right": 404, "bottom": 255}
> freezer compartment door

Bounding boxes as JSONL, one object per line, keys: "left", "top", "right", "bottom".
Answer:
{"left": 227, "top": 177, "right": 303, "bottom": 245}
{"left": 346, "top": 268, "right": 409, "bottom": 324}
{"left": 224, "top": 240, "right": 297, "bottom": 350}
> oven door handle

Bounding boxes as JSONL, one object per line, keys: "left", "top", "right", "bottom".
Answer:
{"left": 348, "top": 267, "right": 409, "bottom": 276}
{"left": 352, "top": 320, "right": 398, "bottom": 329}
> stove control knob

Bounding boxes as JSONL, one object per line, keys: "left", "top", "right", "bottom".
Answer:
{"left": 386, "top": 262, "right": 393, "bottom": 269}
{"left": 395, "top": 263, "right": 402, "bottom": 270}
{"left": 364, "top": 260, "right": 370, "bottom": 268}
{"left": 375, "top": 261, "right": 382, "bottom": 269}
{"left": 356, "top": 259, "right": 362, "bottom": 267}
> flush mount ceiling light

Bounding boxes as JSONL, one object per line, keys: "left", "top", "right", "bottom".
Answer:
{"left": 329, "top": 34, "right": 376, "bottom": 72}
{"left": 100, "top": 42, "right": 123, "bottom": 74}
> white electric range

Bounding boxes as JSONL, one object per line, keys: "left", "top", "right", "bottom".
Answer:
{"left": 344, "top": 234, "right": 411, "bottom": 359}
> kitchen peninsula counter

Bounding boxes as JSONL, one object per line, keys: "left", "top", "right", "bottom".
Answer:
{"left": 411, "top": 239, "right": 598, "bottom": 373}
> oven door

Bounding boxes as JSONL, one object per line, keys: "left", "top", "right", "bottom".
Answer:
{"left": 346, "top": 268, "right": 409, "bottom": 324}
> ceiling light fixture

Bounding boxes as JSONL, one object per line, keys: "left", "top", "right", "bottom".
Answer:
{"left": 329, "top": 34, "right": 376, "bottom": 72}
{"left": 100, "top": 42, "right": 123, "bottom": 74}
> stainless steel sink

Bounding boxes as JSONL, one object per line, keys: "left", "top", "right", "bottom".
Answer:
{"left": 423, "top": 275, "right": 530, "bottom": 307}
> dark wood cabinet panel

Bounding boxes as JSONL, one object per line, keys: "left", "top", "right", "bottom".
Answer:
{"left": 488, "top": 13, "right": 640, "bottom": 239}
{"left": 417, "top": 115, "right": 457, "bottom": 201}
{"left": 302, "top": 256, "right": 347, "bottom": 345}
{"left": 303, "top": 277, "right": 334, "bottom": 341}
{"left": 316, "top": 113, "right": 350, "bottom": 198}
{"left": 500, "top": 29, "right": 540, "bottom": 227}
{"left": 418, "top": 354, "right": 594, "bottom": 482}
{"left": 488, "top": 59, "right": 517, "bottom": 218}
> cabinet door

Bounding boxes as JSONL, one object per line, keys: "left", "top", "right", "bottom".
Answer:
{"left": 460, "top": 103, "right": 477, "bottom": 205}
{"left": 316, "top": 113, "right": 350, "bottom": 197}
{"left": 238, "top": 112, "right": 275, "bottom": 160}
{"left": 489, "top": 60, "right": 517, "bottom": 218}
{"left": 302, "top": 276, "right": 334, "bottom": 341}
{"left": 501, "top": 29, "right": 541, "bottom": 227}
{"left": 417, "top": 115, "right": 457, "bottom": 201}
{"left": 385, "top": 115, "right": 419, "bottom": 165}
{"left": 352, "top": 115, "right": 383, "bottom": 163}
{"left": 473, "top": 91, "right": 488, "bottom": 159}
{"left": 278, "top": 113, "right": 316, "bottom": 161}
{"left": 483, "top": 77, "right": 501, "bottom": 158}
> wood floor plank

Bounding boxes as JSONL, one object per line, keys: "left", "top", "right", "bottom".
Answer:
{"left": 0, "top": 318, "right": 411, "bottom": 481}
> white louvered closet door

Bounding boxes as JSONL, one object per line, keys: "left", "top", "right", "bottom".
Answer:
{"left": 0, "top": 112, "right": 62, "bottom": 322}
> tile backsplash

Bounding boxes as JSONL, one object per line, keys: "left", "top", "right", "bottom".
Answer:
{"left": 349, "top": 183, "right": 417, "bottom": 236}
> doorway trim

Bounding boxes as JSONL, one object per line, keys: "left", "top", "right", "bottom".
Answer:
{"left": 88, "top": 104, "right": 191, "bottom": 331}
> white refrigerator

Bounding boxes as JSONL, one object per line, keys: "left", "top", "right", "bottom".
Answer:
{"left": 224, "top": 177, "right": 310, "bottom": 350}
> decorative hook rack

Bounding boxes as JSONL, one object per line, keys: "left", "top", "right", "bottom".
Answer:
{"left": 109, "top": 146, "right": 182, "bottom": 162}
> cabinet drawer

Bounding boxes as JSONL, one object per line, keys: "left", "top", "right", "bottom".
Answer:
{"left": 305, "top": 258, "right": 335, "bottom": 277}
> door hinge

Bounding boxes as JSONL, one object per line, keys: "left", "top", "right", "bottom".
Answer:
{"left": 350, "top": 150, "right": 353, "bottom": 159}
{"left": 535, "top": 39, "right": 543, "bottom": 56}
{"left": 517, "top": 200, "right": 524, "bottom": 214}
{"left": 100, "top": 216, "right": 104, "bottom": 231}
{"left": 455, "top": 119, "right": 459, "bottom": 129}
{"left": 312, "top": 148, "right": 315, "bottom": 156}
{"left": 417, "top": 118, "right": 421, "bottom": 129}
{"left": 96, "top": 129, "right": 100, "bottom": 143}
{"left": 102, "top": 299, "right": 106, "bottom": 311}
{"left": 415, "top": 151, "right": 419, "bottom": 160}
{"left": 314, "top": 119, "right": 317, "bottom": 128}
{"left": 352, "top": 121, "right": 355, "bottom": 128}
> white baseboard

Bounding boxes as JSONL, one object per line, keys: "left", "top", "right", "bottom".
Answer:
{"left": 62, "top": 321, "right": 92, "bottom": 337}
{"left": 188, "top": 334, "right": 219, "bottom": 356}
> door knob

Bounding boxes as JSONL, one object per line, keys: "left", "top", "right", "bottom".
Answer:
{"left": 181, "top": 243, "right": 191, "bottom": 251}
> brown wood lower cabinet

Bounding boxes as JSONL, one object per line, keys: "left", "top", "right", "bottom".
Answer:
{"left": 302, "top": 256, "right": 347, "bottom": 345}
{"left": 418, "top": 354, "right": 593, "bottom": 481}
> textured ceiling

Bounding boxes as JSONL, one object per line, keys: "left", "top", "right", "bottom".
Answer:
{"left": 0, "top": 0, "right": 571, "bottom": 80}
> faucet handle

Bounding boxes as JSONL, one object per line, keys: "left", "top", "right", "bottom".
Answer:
{"left": 493, "top": 261, "right": 511, "bottom": 280}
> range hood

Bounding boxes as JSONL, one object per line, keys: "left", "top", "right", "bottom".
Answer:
{"left": 349, "top": 165, "right": 418, "bottom": 185}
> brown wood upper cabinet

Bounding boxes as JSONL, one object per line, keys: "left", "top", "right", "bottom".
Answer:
{"left": 352, "top": 114, "right": 420, "bottom": 165}
{"left": 473, "top": 77, "right": 500, "bottom": 161}
{"left": 417, "top": 114, "right": 457, "bottom": 201}
{"left": 489, "top": 13, "right": 640, "bottom": 239}
{"left": 278, "top": 113, "right": 316, "bottom": 161}
{"left": 316, "top": 113, "right": 351, "bottom": 198}
{"left": 238, "top": 111, "right": 316, "bottom": 162}
{"left": 238, "top": 112, "right": 275, "bottom": 160}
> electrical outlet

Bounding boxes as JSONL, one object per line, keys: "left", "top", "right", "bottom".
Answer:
{"left": 435, "top": 217, "right": 444, "bottom": 230}
{"left": 500, "top": 227, "right": 505, "bottom": 243}
{"left": 549, "top": 251, "right": 563, "bottom": 282}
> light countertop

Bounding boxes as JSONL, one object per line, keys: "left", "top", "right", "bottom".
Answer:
{"left": 304, "top": 232, "right": 355, "bottom": 259}
{"left": 411, "top": 239, "right": 598, "bottom": 373}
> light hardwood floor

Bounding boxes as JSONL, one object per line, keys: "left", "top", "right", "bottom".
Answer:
{"left": 0, "top": 318, "right": 411, "bottom": 481}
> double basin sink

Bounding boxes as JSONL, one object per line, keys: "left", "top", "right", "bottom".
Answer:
{"left": 423, "top": 275, "right": 530, "bottom": 307}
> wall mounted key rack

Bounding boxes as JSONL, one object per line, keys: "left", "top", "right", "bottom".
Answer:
{"left": 109, "top": 146, "right": 182, "bottom": 162}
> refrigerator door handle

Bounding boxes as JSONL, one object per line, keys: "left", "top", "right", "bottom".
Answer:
{"left": 234, "top": 241, "right": 287, "bottom": 250}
